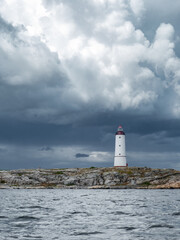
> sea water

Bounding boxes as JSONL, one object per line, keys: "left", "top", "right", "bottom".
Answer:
{"left": 0, "top": 189, "right": 179, "bottom": 240}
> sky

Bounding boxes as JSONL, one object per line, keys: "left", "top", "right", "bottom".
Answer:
{"left": 0, "top": 0, "right": 180, "bottom": 170}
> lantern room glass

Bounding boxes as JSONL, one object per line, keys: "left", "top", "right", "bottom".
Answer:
{"left": 117, "top": 126, "right": 123, "bottom": 131}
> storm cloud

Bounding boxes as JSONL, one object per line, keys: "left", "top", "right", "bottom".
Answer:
{"left": 0, "top": 0, "right": 180, "bottom": 170}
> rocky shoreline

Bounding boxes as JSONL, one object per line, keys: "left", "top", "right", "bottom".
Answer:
{"left": 0, "top": 167, "right": 180, "bottom": 189}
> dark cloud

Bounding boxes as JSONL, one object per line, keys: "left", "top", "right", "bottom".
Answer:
{"left": 0, "top": 15, "right": 17, "bottom": 34}
{"left": 40, "top": 146, "right": 53, "bottom": 151}
{"left": 75, "top": 153, "right": 89, "bottom": 158}
{"left": 0, "top": 1, "right": 179, "bottom": 170}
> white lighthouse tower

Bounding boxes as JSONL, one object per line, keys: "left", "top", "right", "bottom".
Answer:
{"left": 114, "top": 125, "right": 127, "bottom": 167}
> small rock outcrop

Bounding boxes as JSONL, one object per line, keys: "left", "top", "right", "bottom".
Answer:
{"left": 0, "top": 167, "right": 179, "bottom": 189}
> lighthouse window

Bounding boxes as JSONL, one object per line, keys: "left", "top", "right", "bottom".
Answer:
{"left": 119, "top": 153, "right": 121, "bottom": 155}
{"left": 119, "top": 145, "right": 121, "bottom": 147}
{"left": 119, "top": 136, "right": 121, "bottom": 138}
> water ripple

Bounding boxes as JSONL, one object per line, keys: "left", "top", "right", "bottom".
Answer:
{"left": 0, "top": 189, "right": 179, "bottom": 240}
{"left": 72, "top": 231, "right": 103, "bottom": 236}
{"left": 15, "top": 216, "right": 40, "bottom": 221}
{"left": 172, "top": 212, "right": 180, "bottom": 216}
{"left": 118, "top": 226, "right": 136, "bottom": 231}
{"left": 149, "top": 224, "right": 174, "bottom": 229}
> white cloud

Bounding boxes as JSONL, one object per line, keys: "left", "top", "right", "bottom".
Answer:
{"left": 0, "top": 0, "right": 180, "bottom": 123}
{"left": 130, "top": 0, "right": 145, "bottom": 18}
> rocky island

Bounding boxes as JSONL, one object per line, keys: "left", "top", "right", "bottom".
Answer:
{"left": 0, "top": 167, "right": 180, "bottom": 189}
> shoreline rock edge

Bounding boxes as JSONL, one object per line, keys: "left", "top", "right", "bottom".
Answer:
{"left": 0, "top": 167, "right": 180, "bottom": 189}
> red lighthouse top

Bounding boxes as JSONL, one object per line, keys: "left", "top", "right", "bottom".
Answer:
{"left": 116, "top": 125, "right": 125, "bottom": 135}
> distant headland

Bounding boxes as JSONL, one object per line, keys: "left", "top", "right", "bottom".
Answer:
{"left": 0, "top": 167, "right": 180, "bottom": 189}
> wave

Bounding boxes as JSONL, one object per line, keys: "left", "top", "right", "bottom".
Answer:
{"left": 118, "top": 226, "right": 136, "bottom": 231}
{"left": 72, "top": 231, "right": 103, "bottom": 236}
{"left": 149, "top": 224, "right": 174, "bottom": 229}
{"left": 172, "top": 212, "right": 180, "bottom": 216}
{"left": 113, "top": 211, "right": 129, "bottom": 215}
{"left": 15, "top": 216, "right": 39, "bottom": 221}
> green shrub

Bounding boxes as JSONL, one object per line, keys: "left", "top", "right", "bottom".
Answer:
{"left": 141, "top": 181, "right": 151, "bottom": 186}
{"left": 127, "top": 170, "right": 133, "bottom": 175}
{"left": 17, "top": 173, "right": 23, "bottom": 176}
{"left": 54, "top": 171, "right": 64, "bottom": 175}
{"left": 0, "top": 179, "right": 6, "bottom": 184}
{"left": 66, "top": 183, "right": 75, "bottom": 186}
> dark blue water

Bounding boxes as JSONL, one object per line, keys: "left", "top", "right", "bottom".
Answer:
{"left": 0, "top": 189, "right": 180, "bottom": 240}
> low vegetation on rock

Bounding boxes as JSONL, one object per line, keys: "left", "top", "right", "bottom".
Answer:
{"left": 0, "top": 167, "right": 179, "bottom": 189}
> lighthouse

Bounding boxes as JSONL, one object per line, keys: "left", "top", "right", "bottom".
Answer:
{"left": 114, "top": 125, "right": 127, "bottom": 167}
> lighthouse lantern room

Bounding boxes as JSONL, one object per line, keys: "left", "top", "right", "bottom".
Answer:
{"left": 114, "top": 125, "right": 127, "bottom": 167}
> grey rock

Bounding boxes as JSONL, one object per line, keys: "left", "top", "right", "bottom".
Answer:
{"left": 0, "top": 167, "right": 179, "bottom": 189}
